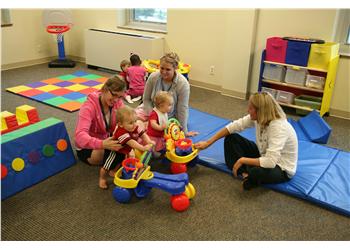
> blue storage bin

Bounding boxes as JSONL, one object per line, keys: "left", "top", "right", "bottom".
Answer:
{"left": 285, "top": 40, "right": 311, "bottom": 66}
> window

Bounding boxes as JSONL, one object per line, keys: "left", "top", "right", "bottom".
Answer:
{"left": 333, "top": 9, "right": 350, "bottom": 56}
{"left": 120, "top": 9, "right": 167, "bottom": 33}
{"left": 1, "top": 9, "right": 12, "bottom": 27}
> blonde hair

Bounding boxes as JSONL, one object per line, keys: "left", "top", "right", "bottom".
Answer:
{"left": 153, "top": 91, "right": 173, "bottom": 108}
{"left": 249, "top": 92, "right": 285, "bottom": 127}
{"left": 160, "top": 52, "right": 180, "bottom": 68}
{"left": 120, "top": 59, "right": 130, "bottom": 70}
{"left": 115, "top": 106, "right": 136, "bottom": 123}
{"left": 102, "top": 75, "right": 126, "bottom": 93}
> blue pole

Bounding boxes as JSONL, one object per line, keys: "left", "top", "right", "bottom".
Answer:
{"left": 57, "top": 35, "right": 66, "bottom": 60}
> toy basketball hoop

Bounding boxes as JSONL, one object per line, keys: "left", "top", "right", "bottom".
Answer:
{"left": 43, "top": 10, "right": 75, "bottom": 68}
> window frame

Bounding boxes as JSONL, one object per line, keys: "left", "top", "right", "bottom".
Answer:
{"left": 333, "top": 9, "right": 350, "bottom": 57}
{"left": 1, "top": 9, "right": 13, "bottom": 27}
{"left": 118, "top": 9, "right": 167, "bottom": 34}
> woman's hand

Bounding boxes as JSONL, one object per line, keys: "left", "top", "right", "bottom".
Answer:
{"left": 194, "top": 141, "right": 209, "bottom": 150}
{"left": 186, "top": 131, "right": 199, "bottom": 137}
{"left": 102, "top": 137, "right": 122, "bottom": 151}
{"left": 233, "top": 158, "right": 243, "bottom": 177}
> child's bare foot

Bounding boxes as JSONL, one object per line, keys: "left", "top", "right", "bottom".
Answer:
{"left": 99, "top": 168, "right": 108, "bottom": 189}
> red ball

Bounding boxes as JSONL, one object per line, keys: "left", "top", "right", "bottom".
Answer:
{"left": 170, "top": 194, "right": 190, "bottom": 212}
{"left": 170, "top": 162, "right": 187, "bottom": 174}
{"left": 1, "top": 164, "right": 8, "bottom": 179}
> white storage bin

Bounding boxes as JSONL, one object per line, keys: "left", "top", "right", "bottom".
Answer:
{"left": 276, "top": 90, "right": 295, "bottom": 104}
{"left": 284, "top": 66, "right": 308, "bottom": 86}
{"left": 261, "top": 87, "right": 277, "bottom": 98}
{"left": 263, "top": 64, "right": 286, "bottom": 82}
{"left": 305, "top": 74, "right": 325, "bottom": 90}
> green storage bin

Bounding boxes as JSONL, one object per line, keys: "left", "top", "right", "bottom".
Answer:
{"left": 295, "top": 95, "right": 322, "bottom": 115}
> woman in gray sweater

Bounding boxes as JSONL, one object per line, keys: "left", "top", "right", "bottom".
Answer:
{"left": 136, "top": 52, "right": 197, "bottom": 136}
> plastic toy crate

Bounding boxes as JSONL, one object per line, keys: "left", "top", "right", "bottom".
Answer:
{"left": 305, "top": 74, "right": 325, "bottom": 90}
{"left": 295, "top": 95, "right": 322, "bottom": 115}
{"left": 263, "top": 64, "right": 286, "bottom": 82}
{"left": 284, "top": 66, "right": 308, "bottom": 86}
{"left": 285, "top": 40, "right": 312, "bottom": 66}
{"left": 307, "top": 42, "right": 339, "bottom": 71}
{"left": 276, "top": 90, "right": 295, "bottom": 104}
{"left": 265, "top": 37, "right": 288, "bottom": 63}
{"left": 261, "top": 87, "right": 277, "bottom": 98}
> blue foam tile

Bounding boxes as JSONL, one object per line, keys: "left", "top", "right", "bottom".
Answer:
{"left": 31, "top": 92, "right": 57, "bottom": 101}
{"left": 188, "top": 108, "right": 230, "bottom": 143}
{"left": 63, "top": 92, "right": 86, "bottom": 100}
{"left": 308, "top": 151, "right": 350, "bottom": 216}
{"left": 25, "top": 82, "right": 47, "bottom": 88}
{"left": 72, "top": 71, "right": 89, "bottom": 77}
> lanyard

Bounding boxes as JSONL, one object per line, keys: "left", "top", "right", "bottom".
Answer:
{"left": 99, "top": 96, "right": 112, "bottom": 135}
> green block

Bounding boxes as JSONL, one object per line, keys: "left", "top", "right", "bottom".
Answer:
{"left": 1, "top": 118, "right": 62, "bottom": 144}
{"left": 76, "top": 97, "right": 87, "bottom": 103}
{"left": 83, "top": 74, "right": 103, "bottom": 80}
{"left": 57, "top": 74, "right": 77, "bottom": 81}
{"left": 44, "top": 96, "right": 70, "bottom": 106}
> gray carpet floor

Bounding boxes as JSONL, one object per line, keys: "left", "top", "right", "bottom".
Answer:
{"left": 1, "top": 62, "right": 350, "bottom": 240}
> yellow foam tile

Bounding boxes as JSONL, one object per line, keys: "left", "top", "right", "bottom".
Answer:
{"left": 36, "top": 85, "right": 61, "bottom": 92}
{"left": 6, "top": 85, "right": 32, "bottom": 93}
{"left": 64, "top": 84, "right": 88, "bottom": 91}
{"left": 92, "top": 84, "right": 104, "bottom": 90}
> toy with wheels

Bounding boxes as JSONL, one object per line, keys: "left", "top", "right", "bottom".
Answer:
{"left": 112, "top": 152, "right": 196, "bottom": 212}
{"left": 43, "top": 9, "right": 75, "bottom": 68}
{"left": 142, "top": 59, "right": 191, "bottom": 80}
{"left": 164, "top": 118, "right": 199, "bottom": 174}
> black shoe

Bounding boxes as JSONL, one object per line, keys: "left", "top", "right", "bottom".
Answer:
{"left": 242, "top": 179, "right": 257, "bottom": 191}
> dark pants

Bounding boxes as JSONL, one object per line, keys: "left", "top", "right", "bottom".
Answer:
{"left": 224, "top": 133, "right": 290, "bottom": 186}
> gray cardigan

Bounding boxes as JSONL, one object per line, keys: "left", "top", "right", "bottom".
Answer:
{"left": 142, "top": 71, "right": 190, "bottom": 133}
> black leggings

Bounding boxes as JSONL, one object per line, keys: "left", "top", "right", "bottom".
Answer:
{"left": 224, "top": 133, "right": 290, "bottom": 186}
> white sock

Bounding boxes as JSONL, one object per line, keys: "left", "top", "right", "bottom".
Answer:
{"left": 131, "top": 96, "right": 142, "bottom": 102}
{"left": 125, "top": 95, "right": 133, "bottom": 103}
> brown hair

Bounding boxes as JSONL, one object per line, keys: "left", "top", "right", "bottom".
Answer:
{"left": 249, "top": 92, "right": 283, "bottom": 127}
{"left": 153, "top": 91, "right": 173, "bottom": 108}
{"left": 101, "top": 75, "right": 126, "bottom": 93}
{"left": 160, "top": 52, "right": 180, "bottom": 68}
{"left": 115, "top": 106, "right": 136, "bottom": 123}
{"left": 120, "top": 59, "right": 130, "bottom": 70}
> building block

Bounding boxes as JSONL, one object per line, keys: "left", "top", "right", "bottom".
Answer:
{"left": 1, "top": 117, "right": 76, "bottom": 200}
{"left": 299, "top": 110, "right": 332, "bottom": 144}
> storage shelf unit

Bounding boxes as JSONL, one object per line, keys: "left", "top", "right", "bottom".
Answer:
{"left": 258, "top": 50, "right": 339, "bottom": 116}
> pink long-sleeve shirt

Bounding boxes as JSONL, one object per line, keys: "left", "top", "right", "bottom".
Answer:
{"left": 74, "top": 90, "right": 124, "bottom": 149}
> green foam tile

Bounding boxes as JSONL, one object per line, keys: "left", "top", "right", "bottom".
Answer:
{"left": 43, "top": 96, "right": 71, "bottom": 106}
{"left": 57, "top": 74, "right": 77, "bottom": 81}
{"left": 83, "top": 74, "right": 103, "bottom": 80}
{"left": 76, "top": 97, "right": 87, "bottom": 103}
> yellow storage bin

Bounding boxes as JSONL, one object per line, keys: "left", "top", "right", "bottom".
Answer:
{"left": 307, "top": 42, "right": 339, "bottom": 71}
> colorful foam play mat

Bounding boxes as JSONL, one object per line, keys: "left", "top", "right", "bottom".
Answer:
{"left": 6, "top": 71, "right": 108, "bottom": 112}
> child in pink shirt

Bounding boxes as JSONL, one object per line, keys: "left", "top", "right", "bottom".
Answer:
{"left": 125, "top": 54, "right": 146, "bottom": 104}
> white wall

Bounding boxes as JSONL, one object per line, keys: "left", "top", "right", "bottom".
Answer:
{"left": 1, "top": 9, "right": 349, "bottom": 117}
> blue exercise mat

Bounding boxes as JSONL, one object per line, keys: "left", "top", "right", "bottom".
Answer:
{"left": 189, "top": 108, "right": 350, "bottom": 216}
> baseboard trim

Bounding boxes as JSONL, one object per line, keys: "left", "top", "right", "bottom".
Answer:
{"left": 1, "top": 55, "right": 85, "bottom": 71}
{"left": 190, "top": 79, "right": 246, "bottom": 99}
{"left": 329, "top": 109, "right": 350, "bottom": 120}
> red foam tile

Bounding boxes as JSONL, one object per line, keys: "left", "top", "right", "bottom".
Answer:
{"left": 79, "top": 87, "right": 97, "bottom": 95}
{"left": 49, "top": 88, "right": 72, "bottom": 96}
{"left": 19, "top": 89, "right": 45, "bottom": 97}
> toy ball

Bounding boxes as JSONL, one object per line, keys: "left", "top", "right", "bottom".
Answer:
{"left": 170, "top": 162, "right": 187, "bottom": 174}
{"left": 170, "top": 194, "right": 190, "bottom": 212}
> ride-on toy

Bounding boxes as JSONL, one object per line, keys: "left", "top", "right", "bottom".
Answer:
{"left": 112, "top": 151, "right": 196, "bottom": 212}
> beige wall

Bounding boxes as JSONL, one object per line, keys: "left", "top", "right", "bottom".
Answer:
{"left": 1, "top": 9, "right": 349, "bottom": 117}
{"left": 1, "top": 9, "right": 57, "bottom": 67}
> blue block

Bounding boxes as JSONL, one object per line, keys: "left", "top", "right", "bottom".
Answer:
{"left": 287, "top": 118, "right": 309, "bottom": 142}
{"left": 299, "top": 110, "right": 332, "bottom": 144}
{"left": 1, "top": 118, "right": 76, "bottom": 200}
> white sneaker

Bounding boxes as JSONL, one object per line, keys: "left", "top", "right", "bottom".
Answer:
{"left": 125, "top": 95, "right": 134, "bottom": 104}
{"left": 131, "top": 96, "right": 142, "bottom": 102}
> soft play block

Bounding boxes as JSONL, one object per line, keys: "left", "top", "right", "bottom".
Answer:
{"left": 299, "top": 110, "right": 332, "bottom": 144}
{"left": 287, "top": 118, "right": 309, "bottom": 142}
{"left": 1, "top": 118, "right": 76, "bottom": 200}
{"left": 188, "top": 107, "right": 231, "bottom": 143}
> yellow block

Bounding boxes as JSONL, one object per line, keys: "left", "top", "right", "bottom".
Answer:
{"left": 16, "top": 105, "right": 35, "bottom": 124}
{"left": 1, "top": 111, "right": 15, "bottom": 130}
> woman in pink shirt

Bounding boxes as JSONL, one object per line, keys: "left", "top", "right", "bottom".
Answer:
{"left": 124, "top": 54, "right": 147, "bottom": 104}
{"left": 74, "top": 76, "right": 126, "bottom": 188}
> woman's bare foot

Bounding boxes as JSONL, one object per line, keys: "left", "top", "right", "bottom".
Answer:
{"left": 242, "top": 172, "right": 249, "bottom": 179}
